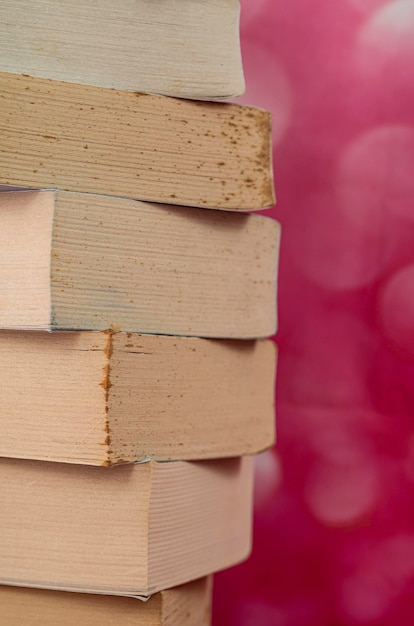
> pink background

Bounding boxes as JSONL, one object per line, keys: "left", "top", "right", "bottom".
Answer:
{"left": 213, "top": 1, "right": 414, "bottom": 624}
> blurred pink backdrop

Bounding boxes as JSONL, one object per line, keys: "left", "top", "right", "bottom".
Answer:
{"left": 213, "top": 1, "right": 414, "bottom": 624}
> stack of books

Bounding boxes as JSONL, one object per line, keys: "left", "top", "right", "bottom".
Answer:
{"left": 0, "top": 1, "right": 278, "bottom": 624}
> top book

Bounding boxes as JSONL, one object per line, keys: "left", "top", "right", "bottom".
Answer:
{"left": 0, "top": 0, "right": 244, "bottom": 101}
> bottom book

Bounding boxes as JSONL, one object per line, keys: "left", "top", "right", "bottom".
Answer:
{"left": 0, "top": 457, "right": 253, "bottom": 596}
{"left": 0, "top": 578, "right": 212, "bottom": 626}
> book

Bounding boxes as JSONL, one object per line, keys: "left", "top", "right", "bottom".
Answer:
{"left": 0, "top": 578, "right": 212, "bottom": 626}
{"left": 0, "top": 0, "right": 243, "bottom": 101}
{"left": 0, "top": 72, "right": 274, "bottom": 211}
{"left": 0, "top": 330, "right": 276, "bottom": 466}
{"left": 0, "top": 456, "right": 253, "bottom": 596}
{"left": 0, "top": 190, "right": 279, "bottom": 337}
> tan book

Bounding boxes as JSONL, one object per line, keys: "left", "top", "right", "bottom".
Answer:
{"left": 0, "top": 456, "right": 253, "bottom": 596}
{"left": 0, "top": 190, "right": 279, "bottom": 337}
{"left": 0, "top": 578, "right": 212, "bottom": 626}
{"left": 0, "top": 330, "right": 276, "bottom": 466}
{"left": 0, "top": 72, "right": 274, "bottom": 211}
{"left": 0, "top": 0, "right": 243, "bottom": 101}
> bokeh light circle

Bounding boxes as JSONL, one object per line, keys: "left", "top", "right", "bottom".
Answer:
{"left": 337, "top": 125, "right": 414, "bottom": 224}
{"left": 378, "top": 264, "right": 414, "bottom": 357}
{"left": 346, "top": 0, "right": 395, "bottom": 14}
{"left": 357, "top": 1, "right": 414, "bottom": 80}
{"left": 254, "top": 450, "right": 282, "bottom": 510}
{"left": 339, "top": 535, "right": 414, "bottom": 622}
{"left": 236, "top": 39, "right": 292, "bottom": 145}
{"left": 304, "top": 461, "right": 379, "bottom": 527}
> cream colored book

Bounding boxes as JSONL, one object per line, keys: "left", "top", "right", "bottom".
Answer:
{"left": 0, "top": 0, "right": 243, "bottom": 101}
{"left": 0, "top": 330, "right": 276, "bottom": 465}
{"left": 0, "top": 457, "right": 253, "bottom": 596}
{"left": 0, "top": 190, "right": 279, "bottom": 337}
{"left": 0, "top": 72, "right": 274, "bottom": 211}
{"left": 0, "top": 578, "right": 212, "bottom": 626}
